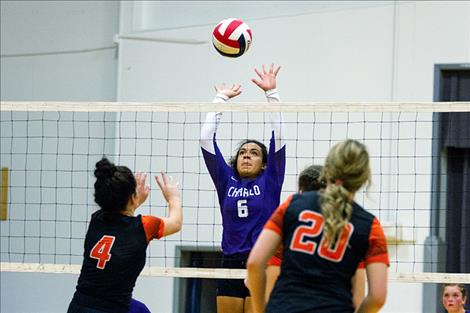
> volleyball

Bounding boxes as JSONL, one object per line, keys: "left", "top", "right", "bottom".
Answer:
{"left": 212, "top": 18, "right": 252, "bottom": 58}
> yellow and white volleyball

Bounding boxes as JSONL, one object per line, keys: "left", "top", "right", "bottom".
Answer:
{"left": 212, "top": 18, "right": 252, "bottom": 58}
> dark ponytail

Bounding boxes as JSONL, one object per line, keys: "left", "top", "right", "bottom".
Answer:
{"left": 94, "top": 157, "right": 136, "bottom": 213}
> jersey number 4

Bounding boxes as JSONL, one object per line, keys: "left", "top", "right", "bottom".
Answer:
{"left": 90, "top": 235, "right": 115, "bottom": 269}
{"left": 289, "top": 210, "right": 354, "bottom": 262}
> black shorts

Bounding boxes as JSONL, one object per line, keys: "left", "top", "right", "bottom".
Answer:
{"left": 68, "top": 292, "right": 128, "bottom": 313}
{"left": 216, "top": 252, "right": 250, "bottom": 299}
{"left": 67, "top": 302, "right": 111, "bottom": 313}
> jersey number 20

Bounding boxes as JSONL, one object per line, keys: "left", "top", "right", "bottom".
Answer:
{"left": 90, "top": 235, "right": 115, "bottom": 269}
{"left": 289, "top": 211, "right": 354, "bottom": 262}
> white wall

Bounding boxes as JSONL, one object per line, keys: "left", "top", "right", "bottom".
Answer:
{"left": 0, "top": 0, "right": 119, "bottom": 101}
{"left": 0, "top": 1, "right": 120, "bottom": 313}
{"left": 1, "top": 1, "right": 469, "bottom": 313}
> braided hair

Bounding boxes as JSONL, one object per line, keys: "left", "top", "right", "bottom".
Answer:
{"left": 319, "top": 140, "right": 371, "bottom": 244}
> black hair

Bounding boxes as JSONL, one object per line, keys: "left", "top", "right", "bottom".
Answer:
{"left": 298, "top": 165, "right": 325, "bottom": 192}
{"left": 94, "top": 157, "right": 136, "bottom": 213}
{"left": 229, "top": 139, "right": 268, "bottom": 177}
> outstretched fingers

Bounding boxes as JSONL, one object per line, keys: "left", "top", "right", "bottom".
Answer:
{"left": 214, "top": 82, "right": 242, "bottom": 98}
{"left": 251, "top": 63, "right": 281, "bottom": 91}
{"left": 268, "top": 63, "right": 274, "bottom": 73}
{"left": 135, "top": 171, "right": 147, "bottom": 187}
{"left": 251, "top": 78, "right": 262, "bottom": 87}
{"left": 155, "top": 173, "right": 163, "bottom": 190}
{"left": 155, "top": 172, "right": 180, "bottom": 204}
{"left": 254, "top": 67, "right": 264, "bottom": 80}
{"left": 267, "top": 63, "right": 281, "bottom": 76}
{"left": 231, "top": 84, "right": 241, "bottom": 93}
{"left": 134, "top": 171, "right": 149, "bottom": 206}
{"left": 141, "top": 172, "right": 149, "bottom": 192}
{"left": 155, "top": 172, "right": 175, "bottom": 189}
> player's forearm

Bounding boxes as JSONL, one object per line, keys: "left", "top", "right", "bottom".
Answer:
{"left": 266, "top": 89, "right": 285, "bottom": 151}
{"left": 200, "top": 111, "right": 222, "bottom": 153}
{"left": 201, "top": 93, "right": 226, "bottom": 139}
{"left": 167, "top": 198, "right": 182, "bottom": 230}
{"left": 355, "top": 295, "right": 385, "bottom": 313}
{"left": 351, "top": 269, "right": 366, "bottom": 309}
{"left": 246, "top": 265, "right": 267, "bottom": 313}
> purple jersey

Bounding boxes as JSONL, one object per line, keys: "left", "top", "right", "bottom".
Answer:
{"left": 202, "top": 131, "right": 286, "bottom": 255}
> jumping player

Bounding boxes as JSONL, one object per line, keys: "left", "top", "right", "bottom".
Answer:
{"left": 200, "top": 64, "right": 285, "bottom": 313}
{"left": 246, "top": 139, "right": 389, "bottom": 313}
{"left": 67, "top": 157, "right": 182, "bottom": 313}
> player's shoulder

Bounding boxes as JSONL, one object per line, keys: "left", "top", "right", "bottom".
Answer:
{"left": 351, "top": 202, "right": 377, "bottom": 225}
{"left": 91, "top": 209, "right": 102, "bottom": 220}
{"left": 290, "top": 191, "right": 320, "bottom": 209}
{"left": 139, "top": 214, "right": 160, "bottom": 225}
{"left": 90, "top": 209, "right": 117, "bottom": 223}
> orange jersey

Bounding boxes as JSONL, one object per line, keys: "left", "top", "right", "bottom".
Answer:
{"left": 264, "top": 191, "right": 388, "bottom": 312}
{"left": 141, "top": 215, "right": 165, "bottom": 243}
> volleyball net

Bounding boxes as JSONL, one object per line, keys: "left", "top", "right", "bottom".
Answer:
{"left": 0, "top": 101, "right": 469, "bottom": 284}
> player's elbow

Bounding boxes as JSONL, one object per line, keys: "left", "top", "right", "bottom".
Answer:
{"left": 371, "top": 296, "right": 386, "bottom": 309}
{"left": 246, "top": 255, "right": 264, "bottom": 272}
{"left": 174, "top": 219, "right": 183, "bottom": 233}
{"left": 368, "top": 289, "right": 387, "bottom": 309}
{"left": 170, "top": 215, "right": 183, "bottom": 234}
{"left": 363, "top": 263, "right": 388, "bottom": 311}
{"left": 162, "top": 216, "right": 183, "bottom": 237}
{"left": 199, "top": 138, "right": 213, "bottom": 153}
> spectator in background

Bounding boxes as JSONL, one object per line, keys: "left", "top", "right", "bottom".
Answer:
{"left": 442, "top": 284, "right": 469, "bottom": 313}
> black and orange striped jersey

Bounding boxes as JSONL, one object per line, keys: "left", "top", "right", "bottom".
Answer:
{"left": 264, "top": 191, "right": 389, "bottom": 313}
{"left": 70, "top": 210, "right": 164, "bottom": 313}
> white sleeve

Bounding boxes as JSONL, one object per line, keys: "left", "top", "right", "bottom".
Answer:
{"left": 199, "top": 93, "right": 228, "bottom": 154}
{"left": 265, "top": 89, "right": 285, "bottom": 152}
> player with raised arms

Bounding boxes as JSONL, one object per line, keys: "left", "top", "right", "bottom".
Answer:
{"left": 246, "top": 139, "right": 389, "bottom": 313}
{"left": 200, "top": 64, "right": 285, "bottom": 313}
{"left": 67, "top": 157, "right": 182, "bottom": 313}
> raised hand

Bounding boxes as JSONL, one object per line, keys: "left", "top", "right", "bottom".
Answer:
{"left": 155, "top": 172, "right": 180, "bottom": 204}
{"left": 251, "top": 63, "right": 281, "bottom": 92}
{"left": 156, "top": 172, "right": 182, "bottom": 237}
{"left": 214, "top": 83, "right": 242, "bottom": 99}
{"left": 135, "top": 171, "right": 150, "bottom": 207}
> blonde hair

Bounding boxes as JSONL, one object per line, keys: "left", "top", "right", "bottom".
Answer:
{"left": 319, "top": 139, "right": 371, "bottom": 244}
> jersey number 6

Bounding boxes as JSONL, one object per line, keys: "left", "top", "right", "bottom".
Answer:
{"left": 237, "top": 199, "right": 248, "bottom": 218}
{"left": 90, "top": 235, "right": 116, "bottom": 269}
{"left": 289, "top": 211, "right": 354, "bottom": 262}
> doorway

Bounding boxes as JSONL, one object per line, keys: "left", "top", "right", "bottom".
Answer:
{"left": 424, "top": 63, "right": 470, "bottom": 313}
{"left": 174, "top": 246, "right": 223, "bottom": 313}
